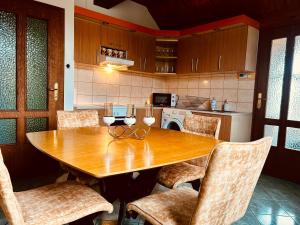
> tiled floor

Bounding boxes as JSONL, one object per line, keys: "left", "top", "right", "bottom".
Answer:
{"left": 1, "top": 174, "right": 300, "bottom": 225}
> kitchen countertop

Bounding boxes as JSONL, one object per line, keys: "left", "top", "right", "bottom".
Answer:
{"left": 74, "top": 104, "right": 251, "bottom": 116}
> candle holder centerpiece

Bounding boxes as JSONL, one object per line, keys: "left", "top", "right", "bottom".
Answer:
{"left": 102, "top": 102, "right": 155, "bottom": 140}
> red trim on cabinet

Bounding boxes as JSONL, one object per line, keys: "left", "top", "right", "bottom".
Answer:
{"left": 74, "top": 6, "right": 260, "bottom": 37}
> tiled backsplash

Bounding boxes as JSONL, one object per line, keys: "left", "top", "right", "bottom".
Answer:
{"left": 167, "top": 72, "right": 255, "bottom": 112}
{"left": 74, "top": 67, "right": 167, "bottom": 107}
{"left": 74, "top": 68, "right": 255, "bottom": 112}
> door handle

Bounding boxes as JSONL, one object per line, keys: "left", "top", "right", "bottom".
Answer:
{"left": 256, "top": 92, "right": 266, "bottom": 109}
{"left": 144, "top": 57, "right": 147, "bottom": 71}
{"left": 48, "top": 82, "right": 59, "bottom": 102}
{"left": 196, "top": 58, "right": 199, "bottom": 72}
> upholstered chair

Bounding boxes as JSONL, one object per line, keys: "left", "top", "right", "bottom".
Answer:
{"left": 0, "top": 150, "right": 113, "bottom": 225}
{"left": 56, "top": 110, "right": 100, "bottom": 184}
{"left": 158, "top": 114, "right": 221, "bottom": 189}
{"left": 57, "top": 110, "right": 99, "bottom": 129}
{"left": 128, "top": 137, "right": 272, "bottom": 225}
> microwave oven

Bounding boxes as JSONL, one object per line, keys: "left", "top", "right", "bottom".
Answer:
{"left": 152, "top": 93, "right": 177, "bottom": 107}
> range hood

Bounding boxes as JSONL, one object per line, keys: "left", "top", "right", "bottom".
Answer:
{"left": 98, "top": 55, "right": 134, "bottom": 70}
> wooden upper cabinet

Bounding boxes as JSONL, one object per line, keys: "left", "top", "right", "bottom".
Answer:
{"left": 74, "top": 17, "right": 101, "bottom": 65}
{"left": 100, "top": 24, "right": 129, "bottom": 50}
{"left": 177, "top": 36, "right": 194, "bottom": 73}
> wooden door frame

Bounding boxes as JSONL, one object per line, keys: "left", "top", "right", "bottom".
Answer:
{"left": 252, "top": 23, "right": 300, "bottom": 184}
{"left": 0, "top": 0, "right": 64, "bottom": 178}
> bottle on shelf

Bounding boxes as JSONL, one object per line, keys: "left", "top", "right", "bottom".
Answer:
{"left": 210, "top": 97, "right": 217, "bottom": 111}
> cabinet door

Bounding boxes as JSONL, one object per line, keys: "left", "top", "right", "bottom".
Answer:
{"left": 208, "top": 31, "right": 223, "bottom": 72}
{"left": 221, "top": 26, "right": 248, "bottom": 72}
{"left": 177, "top": 37, "right": 193, "bottom": 73}
{"left": 196, "top": 33, "right": 211, "bottom": 73}
{"left": 144, "top": 34, "right": 155, "bottom": 72}
{"left": 74, "top": 18, "right": 101, "bottom": 65}
{"left": 128, "top": 32, "right": 140, "bottom": 71}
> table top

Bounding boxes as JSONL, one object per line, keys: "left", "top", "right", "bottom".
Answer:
{"left": 26, "top": 127, "right": 220, "bottom": 178}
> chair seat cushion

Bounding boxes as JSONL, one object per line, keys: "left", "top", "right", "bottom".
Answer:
{"left": 158, "top": 162, "right": 206, "bottom": 188}
{"left": 15, "top": 181, "right": 113, "bottom": 225}
{"left": 128, "top": 188, "right": 198, "bottom": 225}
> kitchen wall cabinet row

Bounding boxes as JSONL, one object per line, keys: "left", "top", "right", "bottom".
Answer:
{"left": 74, "top": 17, "right": 259, "bottom": 74}
{"left": 177, "top": 26, "right": 259, "bottom": 73}
{"left": 75, "top": 17, "right": 155, "bottom": 72}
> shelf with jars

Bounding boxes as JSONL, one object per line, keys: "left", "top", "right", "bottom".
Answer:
{"left": 155, "top": 38, "right": 178, "bottom": 74}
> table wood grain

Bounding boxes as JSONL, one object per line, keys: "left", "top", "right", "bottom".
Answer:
{"left": 26, "top": 127, "right": 220, "bottom": 178}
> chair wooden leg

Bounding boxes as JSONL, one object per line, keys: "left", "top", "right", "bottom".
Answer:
{"left": 117, "top": 200, "right": 125, "bottom": 225}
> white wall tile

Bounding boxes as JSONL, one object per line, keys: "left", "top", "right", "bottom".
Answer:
{"left": 132, "top": 75, "right": 143, "bottom": 86}
{"left": 237, "top": 102, "right": 253, "bottom": 112}
{"left": 142, "top": 87, "right": 152, "bottom": 98}
{"left": 168, "top": 79, "right": 178, "bottom": 89}
{"left": 119, "top": 85, "right": 131, "bottom": 97}
{"left": 106, "top": 71, "right": 119, "bottom": 84}
{"left": 177, "top": 88, "right": 188, "bottom": 96}
{"left": 93, "top": 83, "right": 107, "bottom": 96}
{"left": 131, "top": 86, "right": 142, "bottom": 97}
{"left": 188, "top": 78, "right": 199, "bottom": 88}
{"left": 224, "top": 77, "right": 239, "bottom": 89}
{"left": 168, "top": 88, "right": 178, "bottom": 94}
{"left": 77, "top": 69, "right": 93, "bottom": 82}
{"left": 74, "top": 69, "right": 78, "bottom": 82}
{"left": 77, "top": 82, "right": 93, "bottom": 95}
{"left": 238, "top": 89, "right": 254, "bottom": 103}
{"left": 107, "top": 85, "right": 120, "bottom": 96}
{"left": 107, "top": 96, "right": 119, "bottom": 104}
{"left": 199, "top": 79, "right": 211, "bottom": 89}
{"left": 223, "top": 89, "right": 238, "bottom": 102}
{"left": 77, "top": 95, "right": 93, "bottom": 105}
{"left": 119, "top": 97, "right": 130, "bottom": 104}
{"left": 153, "top": 78, "right": 165, "bottom": 88}
{"left": 210, "top": 76, "right": 224, "bottom": 89}
{"left": 198, "top": 89, "right": 210, "bottom": 98}
{"left": 119, "top": 73, "right": 132, "bottom": 85}
{"left": 142, "top": 77, "right": 153, "bottom": 87}
{"left": 178, "top": 79, "right": 188, "bottom": 88}
{"left": 238, "top": 80, "right": 255, "bottom": 90}
{"left": 210, "top": 89, "right": 223, "bottom": 101}
{"left": 93, "top": 69, "right": 107, "bottom": 84}
{"left": 93, "top": 95, "right": 107, "bottom": 104}
{"left": 188, "top": 88, "right": 198, "bottom": 96}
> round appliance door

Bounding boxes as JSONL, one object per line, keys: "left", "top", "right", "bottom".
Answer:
{"left": 162, "top": 118, "right": 184, "bottom": 131}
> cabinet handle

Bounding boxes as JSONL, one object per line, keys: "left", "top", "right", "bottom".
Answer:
{"left": 144, "top": 57, "right": 147, "bottom": 71}
{"left": 196, "top": 58, "right": 199, "bottom": 72}
{"left": 191, "top": 58, "right": 194, "bottom": 72}
{"left": 218, "top": 56, "right": 222, "bottom": 71}
{"left": 256, "top": 92, "right": 267, "bottom": 109}
{"left": 140, "top": 57, "right": 142, "bottom": 70}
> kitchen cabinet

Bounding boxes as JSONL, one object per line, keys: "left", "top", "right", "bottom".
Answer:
{"left": 100, "top": 24, "right": 129, "bottom": 50}
{"left": 177, "top": 25, "right": 259, "bottom": 73}
{"left": 74, "top": 17, "right": 101, "bottom": 65}
{"left": 128, "top": 32, "right": 155, "bottom": 72}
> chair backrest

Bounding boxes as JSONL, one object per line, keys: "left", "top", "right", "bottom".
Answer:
{"left": 57, "top": 110, "right": 99, "bottom": 129}
{"left": 0, "top": 150, "right": 24, "bottom": 224}
{"left": 190, "top": 137, "right": 272, "bottom": 225}
{"left": 183, "top": 114, "right": 221, "bottom": 139}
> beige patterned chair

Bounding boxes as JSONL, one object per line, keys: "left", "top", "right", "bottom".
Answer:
{"left": 128, "top": 137, "right": 272, "bottom": 225}
{"left": 0, "top": 150, "right": 113, "bottom": 225}
{"left": 158, "top": 114, "right": 221, "bottom": 189}
{"left": 56, "top": 110, "right": 100, "bottom": 184}
{"left": 57, "top": 110, "right": 99, "bottom": 129}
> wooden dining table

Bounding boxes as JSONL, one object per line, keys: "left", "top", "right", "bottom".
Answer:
{"left": 26, "top": 126, "right": 220, "bottom": 224}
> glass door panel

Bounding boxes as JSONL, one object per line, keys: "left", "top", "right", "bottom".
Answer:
{"left": 265, "top": 38, "right": 287, "bottom": 119}
{"left": 285, "top": 127, "right": 300, "bottom": 151}
{"left": 288, "top": 36, "right": 300, "bottom": 121}
{"left": 0, "top": 11, "right": 16, "bottom": 110}
{"left": 26, "top": 17, "right": 48, "bottom": 110}
{"left": 264, "top": 125, "right": 279, "bottom": 147}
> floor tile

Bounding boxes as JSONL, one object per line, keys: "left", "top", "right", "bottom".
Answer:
{"left": 233, "top": 210, "right": 261, "bottom": 225}
{"left": 256, "top": 215, "right": 299, "bottom": 225}
{"left": 250, "top": 199, "right": 289, "bottom": 216}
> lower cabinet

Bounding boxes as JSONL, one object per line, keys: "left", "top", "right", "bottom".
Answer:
{"left": 192, "top": 112, "right": 252, "bottom": 142}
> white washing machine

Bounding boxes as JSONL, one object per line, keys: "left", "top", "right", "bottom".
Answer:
{"left": 161, "top": 108, "right": 192, "bottom": 131}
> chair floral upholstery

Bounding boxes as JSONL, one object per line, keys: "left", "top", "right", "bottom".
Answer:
{"left": 57, "top": 110, "right": 99, "bottom": 129}
{"left": 128, "top": 137, "right": 272, "bottom": 225}
{"left": 0, "top": 150, "right": 113, "bottom": 225}
{"left": 158, "top": 114, "right": 221, "bottom": 189}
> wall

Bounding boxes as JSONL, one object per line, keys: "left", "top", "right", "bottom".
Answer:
{"left": 75, "top": 0, "right": 159, "bottom": 29}
{"left": 74, "top": 68, "right": 255, "bottom": 113}
{"left": 74, "top": 67, "right": 167, "bottom": 107}
{"left": 35, "top": 0, "right": 74, "bottom": 111}
{"left": 166, "top": 72, "right": 255, "bottom": 112}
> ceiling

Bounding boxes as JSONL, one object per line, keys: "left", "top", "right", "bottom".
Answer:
{"left": 94, "top": 0, "right": 300, "bottom": 29}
